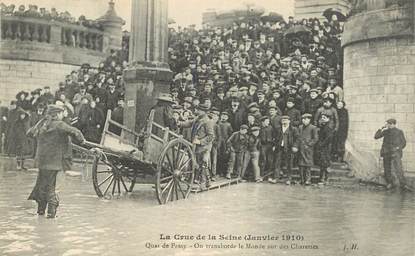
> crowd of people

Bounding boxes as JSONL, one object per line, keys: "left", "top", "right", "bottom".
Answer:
{"left": 0, "top": 3, "right": 103, "bottom": 29}
{"left": 0, "top": 14, "right": 349, "bottom": 186}
{"left": 155, "top": 15, "right": 349, "bottom": 186}
{"left": 0, "top": 49, "right": 126, "bottom": 169}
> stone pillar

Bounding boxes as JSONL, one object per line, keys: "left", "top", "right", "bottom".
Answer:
{"left": 342, "top": 2, "right": 415, "bottom": 182}
{"left": 97, "top": 0, "right": 125, "bottom": 54}
{"left": 123, "top": 0, "right": 172, "bottom": 132}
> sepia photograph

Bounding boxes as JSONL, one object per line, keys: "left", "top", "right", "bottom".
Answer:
{"left": 0, "top": 0, "right": 414, "bottom": 255}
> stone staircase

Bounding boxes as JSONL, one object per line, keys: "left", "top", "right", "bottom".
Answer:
{"left": 259, "top": 161, "right": 356, "bottom": 185}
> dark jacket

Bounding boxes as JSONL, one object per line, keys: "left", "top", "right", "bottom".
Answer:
{"left": 274, "top": 125, "right": 299, "bottom": 152}
{"left": 298, "top": 124, "right": 319, "bottom": 167}
{"left": 314, "top": 106, "right": 339, "bottom": 131}
{"left": 189, "top": 113, "right": 214, "bottom": 154}
{"left": 304, "top": 97, "right": 323, "bottom": 117}
{"left": 227, "top": 131, "right": 249, "bottom": 153}
{"left": 248, "top": 135, "right": 261, "bottom": 152}
{"left": 259, "top": 125, "right": 274, "bottom": 145}
{"left": 374, "top": 127, "right": 406, "bottom": 157}
{"left": 337, "top": 108, "right": 349, "bottom": 142}
{"left": 152, "top": 102, "right": 175, "bottom": 130}
{"left": 284, "top": 107, "right": 301, "bottom": 127}
{"left": 83, "top": 106, "right": 105, "bottom": 143}
{"left": 217, "top": 121, "right": 233, "bottom": 142}
{"left": 31, "top": 120, "right": 84, "bottom": 171}
{"left": 106, "top": 90, "right": 121, "bottom": 111}
{"left": 318, "top": 123, "right": 334, "bottom": 168}
{"left": 228, "top": 107, "right": 247, "bottom": 131}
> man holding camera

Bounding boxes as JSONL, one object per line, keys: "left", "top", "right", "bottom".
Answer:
{"left": 374, "top": 118, "right": 407, "bottom": 190}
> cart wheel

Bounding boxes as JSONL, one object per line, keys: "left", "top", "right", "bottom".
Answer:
{"left": 156, "top": 138, "right": 195, "bottom": 204}
{"left": 92, "top": 155, "right": 136, "bottom": 198}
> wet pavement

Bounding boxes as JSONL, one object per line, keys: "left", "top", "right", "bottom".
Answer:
{"left": 0, "top": 157, "right": 414, "bottom": 256}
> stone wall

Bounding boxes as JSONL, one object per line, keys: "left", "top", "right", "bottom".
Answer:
{"left": 0, "top": 59, "right": 77, "bottom": 104}
{"left": 343, "top": 36, "right": 415, "bottom": 175}
{"left": 295, "top": 0, "right": 351, "bottom": 20}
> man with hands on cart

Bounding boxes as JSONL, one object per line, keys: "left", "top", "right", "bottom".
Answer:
{"left": 179, "top": 102, "right": 214, "bottom": 189}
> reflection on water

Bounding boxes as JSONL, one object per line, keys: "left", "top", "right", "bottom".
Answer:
{"left": 0, "top": 158, "right": 414, "bottom": 256}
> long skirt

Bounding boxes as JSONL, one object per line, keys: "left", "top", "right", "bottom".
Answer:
{"left": 28, "top": 169, "right": 60, "bottom": 206}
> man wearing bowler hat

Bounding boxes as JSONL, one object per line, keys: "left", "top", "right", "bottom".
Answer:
{"left": 270, "top": 115, "right": 299, "bottom": 185}
{"left": 374, "top": 118, "right": 408, "bottom": 190}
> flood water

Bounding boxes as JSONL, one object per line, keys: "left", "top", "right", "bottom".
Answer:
{"left": 0, "top": 157, "right": 414, "bottom": 256}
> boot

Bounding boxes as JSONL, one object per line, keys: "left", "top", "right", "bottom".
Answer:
{"left": 324, "top": 170, "right": 329, "bottom": 182}
{"left": 305, "top": 168, "right": 311, "bottom": 185}
{"left": 20, "top": 159, "right": 27, "bottom": 170}
{"left": 299, "top": 168, "right": 304, "bottom": 184}
{"left": 37, "top": 201, "right": 47, "bottom": 215}
{"left": 47, "top": 204, "right": 58, "bottom": 219}
{"left": 319, "top": 169, "right": 325, "bottom": 184}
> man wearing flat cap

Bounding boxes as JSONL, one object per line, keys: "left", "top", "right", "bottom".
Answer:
{"left": 374, "top": 118, "right": 407, "bottom": 190}
{"left": 259, "top": 116, "right": 274, "bottom": 177}
{"left": 27, "top": 104, "right": 85, "bottom": 218}
{"left": 180, "top": 102, "right": 214, "bottom": 188}
{"left": 216, "top": 112, "right": 233, "bottom": 175}
{"left": 226, "top": 124, "right": 249, "bottom": 179}
{"left": 243, "top": 126, "right": 262, "bottom": 182}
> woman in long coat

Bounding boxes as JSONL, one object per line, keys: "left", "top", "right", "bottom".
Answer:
{"left": 4, "top": 101, "right": 19, "bottom": 156}
{"left": 27, "top": 105, "right": 85, "bottom": 218}
{"left": 334, "top": 101, "right": 349, "bottom": 162}
{"left": 14, "top": 108, "right": 30, "bottom": 170}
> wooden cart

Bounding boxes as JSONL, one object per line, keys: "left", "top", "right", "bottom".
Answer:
{"left": 83, "top": 110, "right": 196, "bottom": 204}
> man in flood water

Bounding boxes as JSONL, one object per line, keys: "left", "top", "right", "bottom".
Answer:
{"left": 374, "top": 118, "right": 407, "bottom": 190}
{"left": 27, "top": 104, "right": 85, "bottom": 218}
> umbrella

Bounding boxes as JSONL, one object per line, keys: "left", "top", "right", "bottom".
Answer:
{"left": 323, "top": 8, "right": 346, "bottom": 22}
{"left": 283, "top": 25, "right": 311, "bottom": 37}
{"left": 260, "top": 12, "right": 284, "bottom": 23}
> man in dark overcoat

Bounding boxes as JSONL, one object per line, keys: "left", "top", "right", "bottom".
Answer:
{"left": 259, "top": 116, "right": 274, "bottom": 177}
{"left": 109, "top": 98, "right": 124, "bottom": 135}
{"left": 317, "top": 114, "right": 334, "bottom": 184}
{"left": 27, "top": 105, "right": 85, "bottom": 218}
{"left": 271, "top": 116, "right": 299, "bottom": 185}
{"left": 216, "top": 111, "right": 233, "bottom": 176}
{"left": 374, "top": 118, "right": 407, "bottom": 190}
{"left": 298, "top": 114, "right": 319, "bottom": 185}
{"left": 83, "top": 101, "right": 105, "bottom": 143}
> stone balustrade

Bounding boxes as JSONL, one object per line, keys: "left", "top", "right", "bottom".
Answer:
{"left": 1, "top": 15, "right": 105, "bottom": 52}
{"left": 0, "top": 14, "right": 111, "bottom": 67}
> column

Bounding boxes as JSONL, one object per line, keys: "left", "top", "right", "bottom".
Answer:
{"left": 123, "top": 0, "right": 173, "bottom": 134}
{"left": 128, "top": 0, "right": 168, "bottom": 62}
